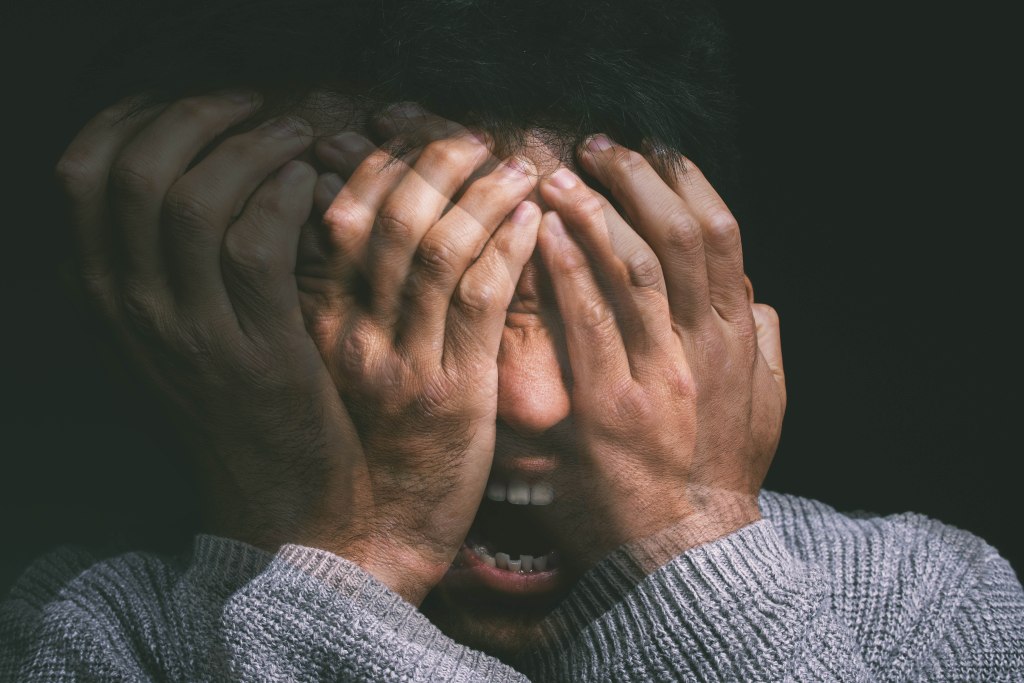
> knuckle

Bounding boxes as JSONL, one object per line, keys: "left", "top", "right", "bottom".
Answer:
{"left": 625, "top": 251, "right": 664, "bottom": 290}
{"left": 118, "top": 281, "right": 164, "bottom": 336}
{"left": 704, "top": 209, "right": 740, "bottom": 245}
{"left": 663, "top": 208, "right": 703, "bottom": 255}
{"left": 174, "top": 97, "right": 220, "bottom": 124}
{"left": 223, "top": 232, "right": 277, "bottom": 277}
{"left": 54, "top": 156, "right": 100, "bottom": 198}
{"left": 109, "top": 160, "right": 160, "bottom": 199}
{"left": 249, "top": 190, "right": 286, "bottom": 221}
{"left": 610, "top": 147, "right": 646, "bottom": 177}
{"left": 606, "top": 383, "right": 653, "bottom": 425}
{"left": 578, "top": 298, "right": 616, "bottom": 332}
{"left": 566, "top": 190, "right": 605, "bottom": 224}
{"left": 664, "top": 362, "right": 697, "bottom": 399}
{"left": 162, "top": 188, "right": 214, "bottom": 233}
{"left": 339, "top": 322, "right": 384, "bottom": 385}
{"left": 258, "top": 115, "right": 313, "bottom": 140}
{"left": 375, "top": 207, "right": 416, "bottom": 242}
{"left": 422, "top": 136, "right": 484, "bottom": 170}
{"left": 413, "top": 374, "right": 458, "bottom": 419}
{"left": 415, "top": 235, "right": 463, "bottom": 279}
{"left": 78, "top": 270, "right": 110, "bottom": 302}
{"left": 322, "top": 203, "right": 367, "bottom": 248}
{"left": 456, "top": 275, "right": 501, "bottom": 317}
{"left": 173, "top": 320, "right": 221, "bottom": 368}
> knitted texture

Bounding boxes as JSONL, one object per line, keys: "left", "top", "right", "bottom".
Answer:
{"left": 2, "top": 491, "right": 1021, "bottom": 681}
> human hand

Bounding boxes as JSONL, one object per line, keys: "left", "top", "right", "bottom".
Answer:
{"left": 296, "top": 116, "right": 542, "bottom": 603}
{"left": 54, "top": 94, "right": 382, "bottom": 560}
{"left": 532, "top": 136, "right": 786, "bottom": 568}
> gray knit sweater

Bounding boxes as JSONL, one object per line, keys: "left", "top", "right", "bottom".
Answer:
{"left": 2, "top": 491, "right": 1021, "bottom": 682}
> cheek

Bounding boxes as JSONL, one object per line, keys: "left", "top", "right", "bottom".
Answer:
{"left": 496, "top": 321, "right": 571, "bottom": 435}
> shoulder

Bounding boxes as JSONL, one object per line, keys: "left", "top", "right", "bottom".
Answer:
{"left": 0, "top": 544, "right": 190, "bottom": 679}
{"left": 1, "top": 544, "right": 189, "bottom": 643}
{"left": 3, "top": 544, "right": 187, "bottom": 610}
{"left": 759, "top": 490, "right": 1023, "bottom": 673}
{"left": 758, "top": 489, "right": 1011, "bottom": 580}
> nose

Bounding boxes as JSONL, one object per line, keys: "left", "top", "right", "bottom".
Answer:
{"left": 496, "top": 324, "right": 572, "bottom": 437}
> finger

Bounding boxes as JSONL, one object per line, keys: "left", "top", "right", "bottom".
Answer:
{"left": 371, "top": 104, "right": 502, "bottom": 199}
{"left": 165, "top": 116, "right": 313, "bottom": 308}
{"left": 402, "top": 156, "right": 537, "bottom": 352}
{"left": 222, "top": 160, "right": 318, "bottom": 335}
{"left": 538, "top": 169, "right": 674, "bottom": 370}
{"left": 365, "top": 132, "right": 492, "bottom": 325}
{"left": 55, "top": 97, "right": 166, "bottom": 311}
{"left": 536, "top": 210, "right": 631, "bottom": 390}
{"left": 108, "top": 93, "right": 262, "bottom": 287}
{"left": 371, "top": 102, "right": 467, "bottom": 145}
{"left": 575, "top": 136, "right": 712, "bottom": 327}
{"left": 645, "top": 148, "right": 748, "bottom": 324}
{"left": 319, "top": 134, "right": 415, "bottom": 290}
{"left": 443, "top": 201, "right": 540, "bottom": 371}
{"left": 314, "top": 173, "right": 344, "bottom": 217}
{"left": 314, "top": 131, "right": 379, "bottom": 181}
{"left": 295, "top": 173, "right": 344, "bottom": 282}
{"left": 752, "top": 303, "right": 785, "bottom": 397}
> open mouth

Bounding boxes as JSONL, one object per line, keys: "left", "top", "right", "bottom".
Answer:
{"left": 447, "top": 477, "right": 566, "bottom": 595}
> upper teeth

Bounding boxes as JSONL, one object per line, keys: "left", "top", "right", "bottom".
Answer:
{"left": 486, "top": 480, "right": 554, "bottom": 505}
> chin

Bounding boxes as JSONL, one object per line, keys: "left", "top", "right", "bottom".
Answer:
{"left": 420, "top": 587, "right": 554, "bottom": 665}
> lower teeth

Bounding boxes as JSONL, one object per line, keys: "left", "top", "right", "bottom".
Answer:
{"left": 474, "top": 546, "right": 554, "bottom": 573}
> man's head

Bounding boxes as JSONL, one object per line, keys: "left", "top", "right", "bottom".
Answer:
{"left": 79, "top": 0, "right": 741, "bottom": 663}
{"left": 84, "top": 0, "right": 737, "bottom": 182}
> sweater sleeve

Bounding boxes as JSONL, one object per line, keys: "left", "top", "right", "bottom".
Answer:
{"left": 518, "top": 516, "right": 1024, "bottom": 682}
{"left": 519, "top": 520, "right": 876, "bottom": 682}
{"left": 0, "top": 536, "right": 527, "bottom": 682}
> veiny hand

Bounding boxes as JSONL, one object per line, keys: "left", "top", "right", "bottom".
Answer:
{"left": 296, "top": 116, "right": 542, "bottom": 603}
{"left": 534, "top": 135, "right": 786, "bottom": 568}
{"left": 54, "top": 94, "right": 378, "bottom": 560}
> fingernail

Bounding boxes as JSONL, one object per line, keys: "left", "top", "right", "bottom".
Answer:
{"left": 321, "top": 172, "right": 344, "bottom": 196}
{"left": 502, "top": 156, "right": 533, "bottom": 178}
{"left": 545, "top": 212, "right": 568, "bottom": 239}
{"left": 382, "top": 101, "right": 426, "bottom": 119}
{"left": 549, "top": 168, "right": 578, "bottom": 190}
{"left": 261, "top": 115, "right": 312, "bottom": 139}
{"left": 586, "top": 134, "right": 614, "bottom": 153}
{"left": 218, "top": 89, "right": 262, "bottom": 106}
{"left": 374, "top": 102, "right": 426, "bottom": 134}
{"left": 278, "top": 160, "right": 309, "bottom": 182}
{"left": 467, "top": 128, "right": 492, "bottom": 147}
{"left": 327, "top": 131, "right": 372, "bottom": 154}
{"left": 511, "top": 201, "right": 536, "bottom": 224}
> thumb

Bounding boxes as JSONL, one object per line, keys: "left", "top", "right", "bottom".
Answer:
{"left": 752, "top": 303, "right": 785, "bottom": 406}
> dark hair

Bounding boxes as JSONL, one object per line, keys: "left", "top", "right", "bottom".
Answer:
{"left": 80, "top": 0, "right": 738, "bottom": 184}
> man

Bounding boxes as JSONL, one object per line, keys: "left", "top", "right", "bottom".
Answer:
{"left": 2, "top": 1, "right": 1022, "bottom": 680}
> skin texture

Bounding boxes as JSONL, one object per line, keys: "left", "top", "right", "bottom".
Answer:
{"left": 57, "top": 94, "right": 786, "bottom": 656}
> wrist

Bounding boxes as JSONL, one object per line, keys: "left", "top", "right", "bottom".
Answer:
{"left": 621, "top": 488, "right": 762, "bottom": 574}
{"left": 329, "top": 536, "right": 453, "bottom": 606}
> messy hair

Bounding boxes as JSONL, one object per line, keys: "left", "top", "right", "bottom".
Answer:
{"left": 80, "top": 0, "right": 738, "bottom": 183}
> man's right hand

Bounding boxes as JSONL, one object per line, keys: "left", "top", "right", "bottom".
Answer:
{"left": 56, "top": 93, "right": 362, "bottom": 556}
{"left": 58, "top": 94, "right": 539, "bottom": 605}
{"left": 298, "top": 122, "right": 541, "bottom": 604}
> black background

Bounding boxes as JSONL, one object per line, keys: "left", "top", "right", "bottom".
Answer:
{"left": 2, "top": 2, "right": 1020, "bottom": 593}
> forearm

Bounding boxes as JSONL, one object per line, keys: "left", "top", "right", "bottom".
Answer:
{"left": 0, "top": 537, "right": 527, "bottom": 682}
{"left": 520, "top": 500, "right": 1024, "bottom": 683}
{"left": 518, "top": 521, "right": 874, "bottom": 682}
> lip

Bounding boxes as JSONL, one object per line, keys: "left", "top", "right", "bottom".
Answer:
{"left": 490, "top": 455, "right": 558, "bottom": 479}
{"left": 442, "top": 543, "right": 566, "bottom": 596}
